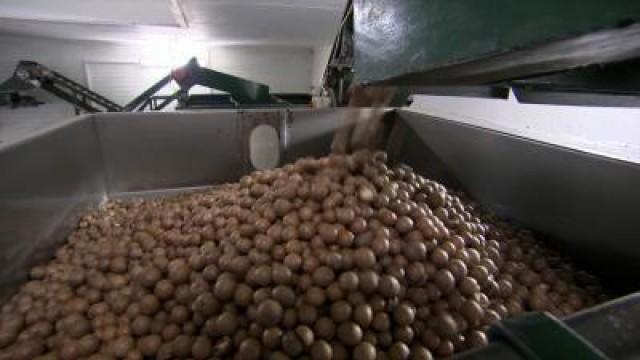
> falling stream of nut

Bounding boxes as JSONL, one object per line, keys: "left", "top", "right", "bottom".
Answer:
{"left": 0, "top": 151, "right": 606, "bottom": 360}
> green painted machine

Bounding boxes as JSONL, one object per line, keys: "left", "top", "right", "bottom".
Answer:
{"left": 324, "top": 0, "right": 640, "bottom": 107}
{"left": 124, "top": 57, "right": 275, "bottom": 111}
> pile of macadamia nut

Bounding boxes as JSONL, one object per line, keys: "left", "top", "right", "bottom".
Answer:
{"left": 0, "top": 151, "right": 607, "bottom": 359}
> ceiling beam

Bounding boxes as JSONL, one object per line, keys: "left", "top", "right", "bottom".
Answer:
{"left": 169, "top": 0, "right": 189, "bottom": 28}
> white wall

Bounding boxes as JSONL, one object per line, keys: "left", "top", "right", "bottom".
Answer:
{"left": 208, "top": 45, "right": 312, "bottom": 93}
{"left": 0, "top": 35, "right": 134, "bottom": 101}
{"left": 0, "top": 34, "right": 314, "bottom": 144}
{"left": 0, "top": 35, "right": 133, "bottom": 143}
{"left": 409, "top": 93, "right": 640, "bottom": 164}
{"left": 0, "top": 34, "right": 315, "bottom": 98}
{"left": 0, "top": 34, "right": 172, "bottom": 138}
{"left": 311, "top": 44, "right": 332, "bottom": 88}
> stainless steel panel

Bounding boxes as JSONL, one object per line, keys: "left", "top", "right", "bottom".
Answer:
{"left": 0, "top": 115, "right": 106, "bottom": 298}
{"left": 92, "top": 109, "right": 399, "bottom": 195}
{"left": 284, "top": 108, "right": 393, "bottom": 162}
{"left": 108, "top": 185, "right": 216, "bottom": 201}
{"left": 392, "top": 110, "right": 640, "bottom": 285}
{"left": 95, "top": 109, "right": 347, "bottom": 195}
{"left": 95, "top": 111, "right": 247, "bottom": 195}
{"left": 284, "top": 108, "right": 342, "bottom": 162}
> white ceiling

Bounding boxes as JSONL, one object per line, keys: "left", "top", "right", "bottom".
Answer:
{"left": 0, "top": 0, "right": 347, "bottom": 46}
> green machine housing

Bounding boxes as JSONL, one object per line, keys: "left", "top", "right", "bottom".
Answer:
{"left": 324, "top": 0, "right": 640, "bottom": 106}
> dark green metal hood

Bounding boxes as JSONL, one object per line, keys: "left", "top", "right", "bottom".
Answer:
{"left": 353, "top": 0, "right": 640, "bottom": 85}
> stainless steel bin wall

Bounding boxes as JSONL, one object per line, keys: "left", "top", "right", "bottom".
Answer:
{"left": 0, "top": 108, "right": 349, "bottom": 298}
{"left": 389, "top": 111, "right": 640, "bottom": 291}
{"left": 0, "top": 116, "right": 107, "bottom": 297}
{"left": 1, "top": 108, "right": 639, "bottom": 299}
